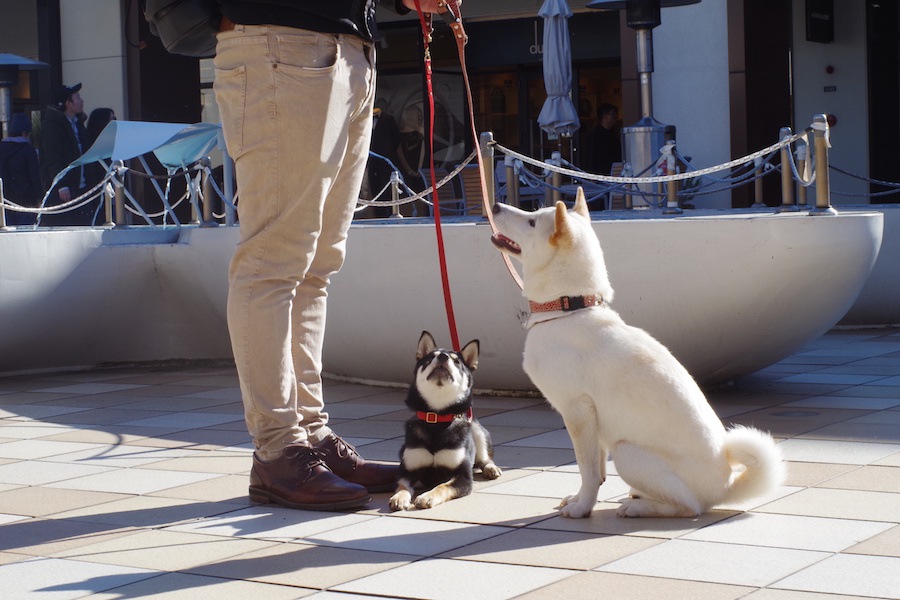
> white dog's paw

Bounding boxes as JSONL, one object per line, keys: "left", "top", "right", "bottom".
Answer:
{"left": 481, "top": 462, "right": 502, "bottom": 480}
{"left": 558, "top": 494, "right": 593, "bottom": 518}
{"left": 389, "top": 490, "right": 413, "bottom": 512}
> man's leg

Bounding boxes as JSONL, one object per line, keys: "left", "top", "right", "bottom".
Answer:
{"left": 214, "top": 24, "right": 371, "bottom": 508}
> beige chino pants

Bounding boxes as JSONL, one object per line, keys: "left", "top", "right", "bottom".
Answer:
{"left": 214, "top": 25, "right": 376, "bottom": 460}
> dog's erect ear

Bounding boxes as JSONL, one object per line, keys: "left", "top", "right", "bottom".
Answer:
{"left": 574, "top": 187, "right": 590, "bottom": 219}
{"left": 417, "top": 331, "right": 436, "bottom": 360}
{"left": 550, "top": 201, "right": 572, "bottom": 247}
{"left": 460, "top": 339, "right": 480, "bottom": 371}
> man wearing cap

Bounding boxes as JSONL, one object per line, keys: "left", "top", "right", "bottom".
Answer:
{"left": 0, "top": 113, "right": 43, "bottom": 225}
{"left": 38, "top": 83, "right": 90, "bottom": 225}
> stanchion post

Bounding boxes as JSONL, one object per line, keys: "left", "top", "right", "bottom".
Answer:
{"left": 623, "top": 163, "right": 633, "bottom": 210}
{"left": 505, "top": 156, "right": 520, "bottom": 208}
{"left": 113, "top": 162, "right": 126, "bottom": 227}
{"left": 0, "top": 180, "right": 9, "bottom": 229}
{"left": 390, "top": 170, "right": 401, "bottom": 218}
{"left": 103, "top": 181, "right": 114, "bottom": 226}
{"left": 777, "top": 127, "right": 799, "bottom": 213}
{"left": 796, "top": 145, "right": 809, "bottom": 208}
{"left": 480, "top": 132, "right": 495, "bottom": 210}
{"left": 200, "top": 158, "right": 217, "bottom": 227}
{"left": 751, "top": 156, "right": 766, "bottom": 208}
{"left": 551, "top": 151, "right": 562, "bottom": 205}
{"left": 1, "top": 180, "right": 7, "bottom": 229}
{"left": 662, "top": 141, "right": 681, "bottom": 215}
{"left": 810, "top": 114, "right": 836, "bottom": 215}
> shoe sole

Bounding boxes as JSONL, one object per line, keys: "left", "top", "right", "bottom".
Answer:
{"left": 249, "top": 487, "right": 371, "bottom": 511}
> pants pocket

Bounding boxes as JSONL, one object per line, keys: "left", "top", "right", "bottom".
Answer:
{"left": 213, "top": 64, "right": 247, "bottom": 158}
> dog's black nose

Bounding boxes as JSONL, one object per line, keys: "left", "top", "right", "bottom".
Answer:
{"left": 436, "top": 353, "right": 449, "bottom": 364}
{"left": 492, "top": 202, "right": 501, "bottom": 214}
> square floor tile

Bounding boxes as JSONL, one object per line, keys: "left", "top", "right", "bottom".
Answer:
{"left": 529, "top": 504, "right": 736, "bottom": 539}
{"left": 440, "top": 527, "right": 663, "bottom": 570}
{"left": 0, "top": 439, "right": 109, "bottom": 460}
{"left": 844, "top": 524, "right": 900, "bottom": 558}
{"left": 479, "top": 471, "right": 631, "bottom": 502}
{"left": 89, "top": 571, "right": 310, "bottom": 599}
{"left": 785, "top": 396, "right": 900, "bottom": 410}
{"left": 598, "top": 539, "right": 828, "bottom": 587}
{"left": 332, "top": 557, "right": 576, "bottom": 600}
{"left": 0, "top": 512, "right": 29, "bottom": 526}
{"left": 46, "top": 467, "right": 222, "bottom": 495}
{"left": 0, "top": 486, "right": 128, "bottom": 517}
{"left": 168, "top": 505, "right": 377, "bottom": 541}
{"left": 188, "top": 542, "right": 413, "bottom": 589}
{"left": 0, "top": 424, "right": 76, "bottom": 440}
{"left": 0, "top": 459, "right": 116, "bottom": 486}
{"left": 680, "top": 512, "right": 894, "bottom": 551}
{"left": 772, "top": 553, "right": 900, "bottom": 598}
{"left": 383, "top": 491, "right": 558, "bottom": 527}
{"left": 515, "top": 571, "right": 753, "bottom": 600}
{"left": 53, "top": 529, "right": 279, "bottom": 571}
{"left": 35, "top": 382, "right": 149, "bottom": 395}
{"left": 121, "top": 412, "right": 242, "bottom": 429}
{"left": 0, "top": 556, "right": 159, "bottom": 599}
{"left": 782, "top": 461, "right": 856, "bottom": 487}
{"left": 52, "top": 495, "right": 247, "bottom": 528}
{"left": 816, "top": 465, "right": 900, "bottom": 493}
{"left": 307, "top": 515, "right": 509, "bottom": 556}
{"left": 777, "top": 438, "right": 900, "bottom": 465}
{"left": 756, "top": 487, "right": 900, "bottom": 522}
{"left": 503, "top": 429, "right": 573, "bottom": 449}
{"left": 148, "top": 473, "right": 249, "bottom": 503}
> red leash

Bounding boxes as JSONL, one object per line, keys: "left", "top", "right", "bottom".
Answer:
{"left": 414, "top": 1, "right": 461, "bottom": 350}
{"left": 412, "top": 1, "right": 524, "bottom": 350}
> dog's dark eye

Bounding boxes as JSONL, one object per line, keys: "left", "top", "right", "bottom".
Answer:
{"left": 528, "top": 219, "right": 536, "bottom": 227}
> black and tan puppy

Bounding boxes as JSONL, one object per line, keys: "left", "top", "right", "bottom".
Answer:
{"left": 389, "top": 331, "right": 502, "bottom": 511}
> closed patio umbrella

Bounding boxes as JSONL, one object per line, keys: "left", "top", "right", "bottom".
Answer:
{"left": 536, "top": 0, "right": 580, "bottom": 139}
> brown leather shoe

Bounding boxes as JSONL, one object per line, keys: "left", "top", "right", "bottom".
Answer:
{"left": 314, "top": 433, "right": 399, "bottom": 493}
{"left": 249, "top": 444, "right": 370, "bottom": 510}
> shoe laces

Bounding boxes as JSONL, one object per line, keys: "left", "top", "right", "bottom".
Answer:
{"left": 331, "top": 434, "right": 360, "bottom": 460}
{"left": 283, "top": 445, "right": 329, "bottom": 479}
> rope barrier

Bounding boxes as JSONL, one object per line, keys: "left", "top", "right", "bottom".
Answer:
{"left": 8, "top": 119, "right": 900, "bottom": 227}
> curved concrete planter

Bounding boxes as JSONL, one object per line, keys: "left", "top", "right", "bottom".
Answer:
{"left": 0, "top": 210, "right": 883, "bottom": 390}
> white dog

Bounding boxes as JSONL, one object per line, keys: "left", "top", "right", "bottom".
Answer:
{"left": 490, "top": 190, "right": 784, "bottom": 518}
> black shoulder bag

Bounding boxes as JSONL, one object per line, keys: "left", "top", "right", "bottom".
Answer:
{"left": 143, "top": 0, "right": 221, "bottom": 58}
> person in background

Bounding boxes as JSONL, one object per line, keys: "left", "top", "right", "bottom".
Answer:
{"left": 367, "top": 99, "right": 402, "bottom": 217}
{"left": 584, "top": 102, "right": 622, "bottom": 177}
{"left": 84, "top": 107, "right": 117, "bottom": 191}
{"left": 0, "top": 112, "right": 43, "bottom": 226}
{"left": 38, "top": 83, "right": 92, "bottom": 225}
{"left": 85, "top": 107, "right": 116, "bottom": 148}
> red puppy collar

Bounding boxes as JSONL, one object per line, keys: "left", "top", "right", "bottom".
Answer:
{"left": 416, "top": 407, "right": 473, "bottom": 423}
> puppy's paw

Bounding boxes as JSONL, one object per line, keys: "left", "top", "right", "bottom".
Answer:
{"left": 481, "top": 462, "right": 502, "bottom": 480}
{"left": 389, "top": 490, "right": 413, "bottom": 511}
{"left": 414, "top": 492, "right": 444, "bottom": 510}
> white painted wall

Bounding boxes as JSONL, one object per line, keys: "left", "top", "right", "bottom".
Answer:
{"left": 59, "top": 0, "right": 128, "bottom": 121}
{"left": 652, "top": 1, "right": 732, "bottom": 209}
{"left": 792, "top": 0, "right": 869, "bottom": 204}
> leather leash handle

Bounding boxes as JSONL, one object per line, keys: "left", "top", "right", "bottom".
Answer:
{"left": 442, "top": 1, "right": 524, "bottom": 290}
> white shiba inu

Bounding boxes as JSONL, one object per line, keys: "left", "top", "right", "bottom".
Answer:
{"left": 490, "top": 190, "right": 784, "bottom": 518}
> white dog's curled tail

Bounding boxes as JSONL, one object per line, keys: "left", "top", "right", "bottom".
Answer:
{"left": 722, "top": 425, "right": 785, "bottom": 505}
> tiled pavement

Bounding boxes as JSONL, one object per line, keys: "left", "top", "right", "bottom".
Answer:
{"left": 0, "top": 329, "right": 898, "bottom": 599}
